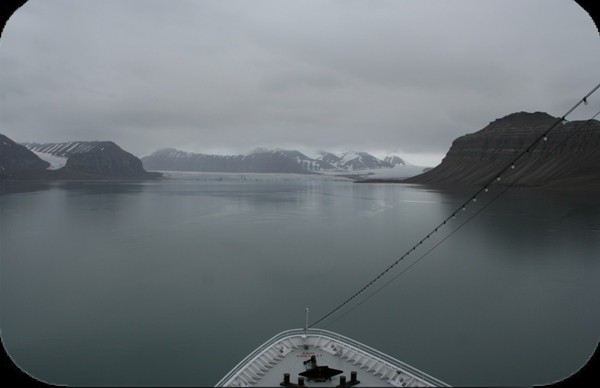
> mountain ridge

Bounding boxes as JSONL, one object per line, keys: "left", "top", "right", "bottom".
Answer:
{"left": 401, "top": 111, "right": 600, "bottom": 189}
{"left": 1, "top": 136, "right": 161, "bottom": 180}
{"left": 141, "top": 148, "right": 407, "bottom": 174}
{"left": 0, "top": 134, "right": 50, "bottom": 179}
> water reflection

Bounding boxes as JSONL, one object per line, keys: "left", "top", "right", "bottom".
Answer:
{"left": 1, "top": 180, "right": 598, "bottom": 386}
{"left": 0, "top": 180, "right": 57, "bottom": 195}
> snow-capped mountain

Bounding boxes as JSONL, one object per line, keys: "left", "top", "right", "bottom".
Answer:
{"left": 316, "top": 151, "right": 408, "bottom": 170}
{"left": 21, "top": 141, "right": 158, "bottom": 178}
{"left": 141, "top": 148, "right": 334, "bottom": 173}
{"left": 260, "top": 149, "right": 336, "bottom": 172}
{"left": 383, "top": 155, "right": 408, "bottom": 166}
{"left": 315, "top": 151, "right": 342, "bottom": 165}
{"left": 141, "top": 147, "right": 412, "bottom": 174}
{"left": 23, "top": 141, "right": 109, "bottom": 158}
{"left": 336, "top": 151, "right": 392, "bottom": 170}
{"left": 23, "top": 141, "right": 126, "bottom": 170}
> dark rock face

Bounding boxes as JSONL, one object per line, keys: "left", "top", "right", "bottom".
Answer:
{"left": 13, "top": 139, "right": 160, "bottom": 180}
{"left": 62, "top": 143, "right": 158, "bottom": 178}
{"left": 404, "top": 112, "right": 600, "bottom": 188}
{"left": 142, "top": 148, "right": 334, "bottom": 173}
{"left": 0, "top": 134, "right": 50, "bottom": 179}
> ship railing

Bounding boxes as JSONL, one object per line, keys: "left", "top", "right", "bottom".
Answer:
{"left": 215, "top": 329, "right": 303, "bottom": 386}
{"left": 215, "top": 328, "right": 449, "bottom": 387}
{"left": 306, "top": 328, "right": 450, "bottom": 387}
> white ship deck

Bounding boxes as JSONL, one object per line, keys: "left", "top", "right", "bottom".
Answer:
{"left": 216, "top": 328, "right": 449, "bottom": 387}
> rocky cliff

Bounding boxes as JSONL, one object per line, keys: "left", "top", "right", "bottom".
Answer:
{"left": 403, "top": 112, "right": 600, "bottom": 188}
{"left": 59, "top": 142, "right": 161, "bottom": 179}
{"left": 2, "top": 137, "right": 160, "bottom": 180}
{"left": 0, "top": 134, "right": 50, "bottom": 179}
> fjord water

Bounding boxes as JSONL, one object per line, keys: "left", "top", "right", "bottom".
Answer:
{"left": 1, "top": 176, "right": 599, "bottom": 386}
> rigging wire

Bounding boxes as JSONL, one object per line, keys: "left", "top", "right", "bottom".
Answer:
{"left": 319, "top": 108, "right": 600, "bottom": 329}
{"left": 309, "top": 81, "right": 600, "bottom": 329}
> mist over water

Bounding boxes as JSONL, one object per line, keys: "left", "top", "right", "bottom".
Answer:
{"left": 1, "top": 176, "right": 599, "bottom": 386}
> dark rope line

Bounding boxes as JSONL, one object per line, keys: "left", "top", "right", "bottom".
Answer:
{"left": 319, "top": 109, "right": 600, "bottom": 329}
{"left": 309, "top": 82, "right": 600, "bottom": 329}
{"left": 322, "top": 185, "right": 511, "bottom": 329}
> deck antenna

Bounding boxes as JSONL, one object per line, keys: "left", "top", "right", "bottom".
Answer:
{"left": 303, "top": 308, "right": 309, "bottom": 338}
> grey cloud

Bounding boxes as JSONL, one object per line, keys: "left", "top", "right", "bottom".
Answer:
{"left": 1, "top": 0, "right": 598, "bottom": 165}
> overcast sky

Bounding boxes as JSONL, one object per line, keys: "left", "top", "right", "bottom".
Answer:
{"left": 1, "top": 0, "right": 599, "bottom": 166}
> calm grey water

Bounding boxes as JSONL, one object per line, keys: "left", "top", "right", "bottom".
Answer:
{"left": 1, "top": 176, "right": 599, "bottom": 386}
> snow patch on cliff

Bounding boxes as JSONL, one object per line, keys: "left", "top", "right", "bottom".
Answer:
{"left": 32, "top": 151, "right": 67, "bottom": 170}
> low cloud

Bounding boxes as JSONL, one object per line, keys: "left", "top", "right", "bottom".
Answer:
{"left": 1, "top": 0, "right": 598, "bottom": 166}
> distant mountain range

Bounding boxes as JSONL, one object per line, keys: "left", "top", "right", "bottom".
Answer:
{"left": 141, "top": 148, "right": 407, "bottom": 174}
{"left": 0, "top": 135, "right": 160, "bottom": 180}
{"left": 5, "top": 110, "right": 598, "bottom": 188}
{"left": 1, "top": 133, "right": 411, "bottom": 181}
{"left": 316, "top": 151, "right": 406, "bottom": 170}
